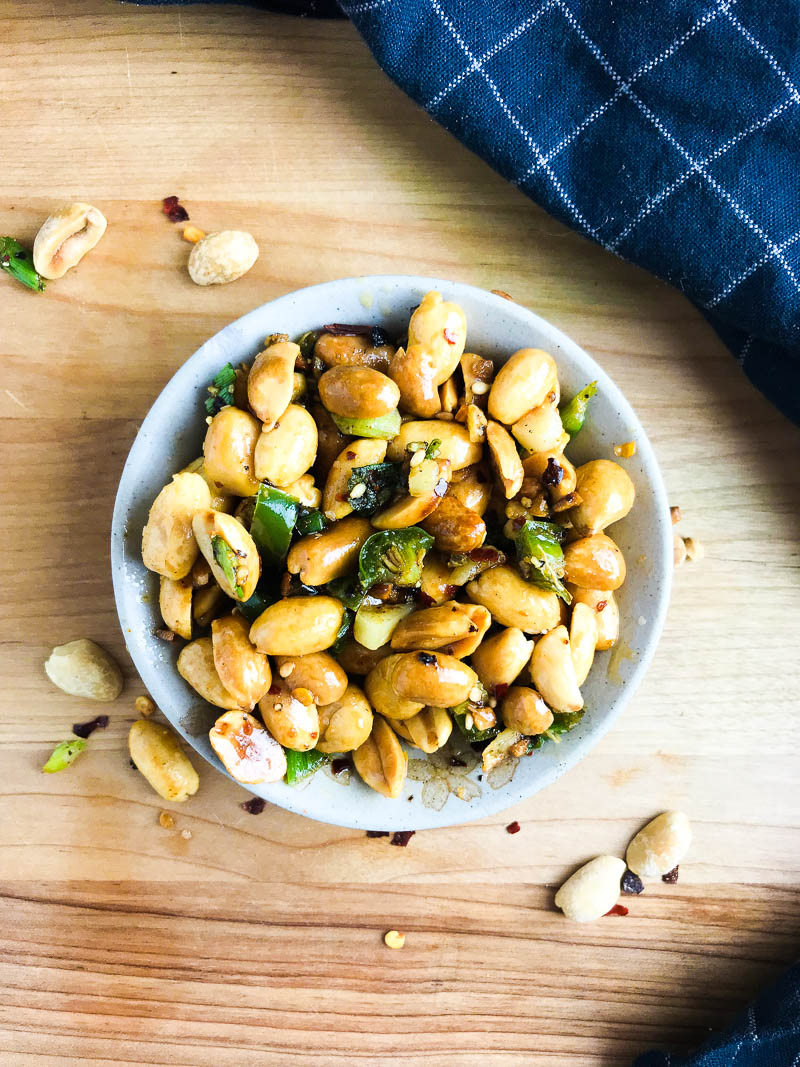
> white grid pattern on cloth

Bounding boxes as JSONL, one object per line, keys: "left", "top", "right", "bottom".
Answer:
{"left": 609, "top": 95, "right": 798, "bottom": 253}
{"left": 347, "top": 0, "right": 391, "bottom": 14}
{"left": 551, "top": 0, "right": 800, "bottom": 295}
{"left": 427, "top": 0, "right": 558, "bottom": 110}
{"left": 428, "top": 0, "right": 607, "bottom": 245}
{"left": 709, "top": 230, "right": 800, "bottom": 308}
{"left": 724, "top": 7, "right": 800, "bottom": 104}
{"left": 737, "top": 334, "right": 754, "bottom": 365}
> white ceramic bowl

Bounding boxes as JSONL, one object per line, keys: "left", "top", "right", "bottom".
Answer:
{"left": 111, "top": 276, "right": 671, "bottom": 830}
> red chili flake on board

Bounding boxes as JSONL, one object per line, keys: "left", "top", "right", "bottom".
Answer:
{"left": 621, "top": 869, "right": 644, "bottom": 895}
{"left": 605, "top": 904, "right": 629, "bottom": 916}
{"left": 443, "top": 326, "right": 459, "bottom": 344}
{"left": 662, "top": 866, "right": 680, "bottom": 884}
{"left": 596, "top": 600, "right": 608, "bottom": 612}
{"left": 390, "top": 830, "right": 415, "bottom": 847}
{"left": 162, "top": 195, "right": 189, "bottom": 223}
{"left": 241, "top": 797, "right": 266, "bottom": 815}
{"left": 366, "top": 830, "right": 390, "bottom": 838}
{"left": 72, "top": 715, "right": 109, "bottom": 739}
{"left": 506, "top": 820, "right": 521, "bottom": 834}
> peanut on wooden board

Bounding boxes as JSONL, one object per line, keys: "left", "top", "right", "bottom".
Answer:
{"left": 554, "top": 855, "right": 626, "bottom": 922}
{"left": 33, "top": 202, "right": 107, "bottom": 279}
{"left": 44, "top": 639, "right": 123, "bottom": 702}
{"left": 188, "top": 230, "right": 259, "bottom": 285}
{"left": 626, "top": 811, "right": 692, "bottom": 880}
{"left": 128, "top": 720, "right": 200, "bottom": 803}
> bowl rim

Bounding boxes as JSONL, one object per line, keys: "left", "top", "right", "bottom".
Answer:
{"left": 112, "top": 274, "right": 672, "bottom": 829}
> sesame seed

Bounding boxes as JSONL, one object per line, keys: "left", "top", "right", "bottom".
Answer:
{"left": 468, "top": 686, "right": 482, "bottom": 703}
{"left": 349, "top": 482, "right": 367, "bottom": 499}
{"left": 409, "top": 449, "right": 425, "bottom": 467}
{"left": 278, "top": 661, "right": 295, "bottom": 677}
{"left": 471, "top": 380, "right": 489, "bottom": 394}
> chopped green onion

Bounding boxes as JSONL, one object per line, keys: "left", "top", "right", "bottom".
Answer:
{"left": 295, "top": 506, "right": 327, "bottom": 535}
{"left": 0, "top": 237, "right": 44, "bottom": 292}
{"left": 544, "top": 708, "right": 585, "bottom": 742}
{"left": 559, "top": 381, "right": 597, "bottom": 438}
{"left": 424, "top": 438, "right": 441, "bottom": 460}
{"left": 204, "top": 362, "right": 237, "bottom": 415}
{"left": 285, "top": 748, "right": 330, "bottom": 785}
{"left": 42, "top": 739, "right": 87, "bottom": 773}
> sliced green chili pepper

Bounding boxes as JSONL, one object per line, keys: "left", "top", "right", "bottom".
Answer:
{"left": 0, "top": 237, "right": 44, "bottom": 292}
{"left": 295, "top": 505, "right": 327, "bottom": 536}
{"left": 515, "top": 519, "right": 571, "bottom": 604}
{"left": 424, "top": 438, "right": 441, "bottom": 460}
{"left": 325, "top": 577, "right": 366, "bottom": 612}
{"left": 237, "top": 585, "right": 275, "bottom": 622}
{"left": 358, "top": 528, "right": 434, "bottom": 589}
{"left": 285, "top": 748, "right": 330, "bottom": 785}
{"left": 330, "top": 410, "right": 402, "bottom": 440}
{"left": 544, "top": 708, "right": 585, "bottom": 742}
{"left": 211, "top": 535, "right": 245, "bottom": 599}
{"left": 295, "top": 329, "right": 319, "bottom": 361}
{"left": 559, "top": 381, "right": 597, "bottom": 437}
{"left": 250, "top": 484, "right": 298, "bottom": 565}
{"left": 42, "top": 739, "right": 87, "bottom": 773}
{"left": 452, "top": 686, "right": 499, "bottom": 743}
{"left": 346, "top": 462, "right": 403, "bottom": 514}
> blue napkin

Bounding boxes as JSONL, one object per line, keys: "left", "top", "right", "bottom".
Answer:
{"left": 339, "top": 0, "right": 800, "bottom": 425}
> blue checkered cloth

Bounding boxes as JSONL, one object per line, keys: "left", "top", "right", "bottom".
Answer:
{"left": 340, "top": 0, "right": 800, "bottom": 425}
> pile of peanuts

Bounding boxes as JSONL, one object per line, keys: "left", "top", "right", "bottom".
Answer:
{"left": 139, "top": 290, "right": 637, "bottom": 800}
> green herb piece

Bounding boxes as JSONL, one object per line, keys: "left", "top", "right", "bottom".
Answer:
{"left": 295, "top": 329, "right": 319, "bottom": 360}
{"left": 346, "top": 462, "right": 403, "bottom": 514}
{"left": 330, "top": 410, "right": 402, "bottom": 440}
{"left": 559, "top": 381, "right": 597, "bottom": 437}
{"left": 211, "top": 535, "right": 245, "bottom": 599}
{"left": 358, "top": 528, "right": 434, "bottom": 590}
{"left": 424, "top": 438, "right": 441, "bottom": 460}
{"left": 0, "top": 237, "right": 44, "bottom": 292}
{"left": 331, "top": 608, "right": 353, "bottom": 652}
{"left": 237, "top": 585, "right": 275, "bottom": 622}
{"left": 204, "top": 362, "right": 237, "bottom": 415}
{"left": 543, "top": 708, "right": 586, "bottom": 742}
{"left": 42, "top": 739, "right": 87, "bottom": 773}
{"left": 285, "top": 748, "right": 330, "bottom": 785}
{"left": 515, "top": 519, "right": 571, "bottom": 604}
{"left": 295, "top": 506, "right": 327, "bottom": 536}
{"left": 326, "top": 577, "right": 366, "bottom": 613}
{"left": 250, "top": 484, "right": 298, "bottom": 565}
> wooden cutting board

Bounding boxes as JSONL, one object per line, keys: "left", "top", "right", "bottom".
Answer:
{"left": 1, "top": 3, "right": 798, "bottom": 1064}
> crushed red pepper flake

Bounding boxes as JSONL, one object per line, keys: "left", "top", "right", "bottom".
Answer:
{"left": 506, "top": 820, "right": 521, "bottom": 834}
{"left": 162, "top": 195, "right": 189, "bottom": 223}
{"left": 443, "top": 326, "right": 459, "bottom": 344}
{"left": 366, "top": 830, "right": 390, "bottom": 838}
{"left": 72, "top": 715, "right": 109, "bottom": 739}
{"left": 662, "top": 866, "right": 680, "bottom": 884}
{"left": 390, "top": 830, "right": 415, "bottom": 847}
{"left": 241, "top": 796, "right": 267, "bottom": 815}
{"left": 621, "top": 869, "right": 644, "bottom": 895}
{"left": 605, "top": 904, "right": 629, "bottom": 916}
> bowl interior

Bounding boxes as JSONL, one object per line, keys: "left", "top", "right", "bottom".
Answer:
{"left": 111, "top": 275, "right": 672, "bottom": 830}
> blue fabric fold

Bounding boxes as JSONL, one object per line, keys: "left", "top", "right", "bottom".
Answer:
{"left": 341, "top": 0, "right": 800, "bottom": 425}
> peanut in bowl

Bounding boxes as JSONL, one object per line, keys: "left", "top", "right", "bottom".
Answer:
{"left": 111, "top": 276, "right": 672, "bottom": 830}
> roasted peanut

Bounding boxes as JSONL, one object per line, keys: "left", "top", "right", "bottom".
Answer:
{"left": 364, "top": 655, "right": 425, "bottom": 720}
{"left": 390, "top": 601, "right": 480, "bottom": 652}
{"left": 192, "top": 508, "right": 260, "bottom": 602}
{"left": 319, "top": 365, "right": 401, "bottom": 420}
{"left": 311, "top": 402, "right": 350, "bottom": 482}
{"left": 182, "top": 457, "right": 235, "bottom": 513}
{"left": 566, "top": 586, "right": 619, "bottom": 650}
{"left": 488, "top": 348, "right": 557, "bottom": 425}
{"left": 626, "top": 811, "right": 692, "bottom": 880}
{"left": 209, "top": 709, "right": 286, "bottom": 783}
{"left": 141, "top": 472, "right": 211, "bottom": 580}
{"left": 44, "top": 639, "right": 123, "bottom": 702}
{"left": 461, "top": 352, "right": 494, "bottom": 406}
{"left": 388, "top": 345, "right": 441, "bottom": 417}
{"left": 407, "top": 291, "right": 467, "bottom": 384}
{"left": 323, "top": 438, "right": 387, "bottom": 521}
{"left": 249, "top": 596, "right": 345, "bottom": 656}
{"left": 314, "top": 332, "right": 395, "bottom": 372}
{"left": 316, "top": 683, "right": 374, "bottom": 753}
{"left": 554, "top": 855, "right": 626, "bottom": 922}
{"left": 466, "top": 404, "right": 488, "bottom": 444}
{"left": 521, "top": 451, "right": 577, "bottom": 503}
{"left": 203, "top": 406, "right": 262, "bottom": 497}
{"left": 177, "top": 637, "right": 243, "bottom": 709}
{"left": 441, "top": 603, "right": 491, "bottom": 658}
{"left": 247, "top": 340, "right": 298, "bottom": 429}
{"left": 419, "top": 552, "right": 458, "bottom": 604}
{"left": 258, "top": 680, "right": 320, "bottom": 751}
{"left": 470, "top": 627, "right": 533, "bottom": 694}
{"left": 568, "top": 460, "right": 635, "bottom": 535}
{"left": 448, "top": 464, "right": 492, "bottom": 516}
{"left": 439, "top": 375, "right": 459, "bottom": 413}
{"left": 284, "top": 472, "right": 321, "bottom": 508}
{"left": 128, "top": 720, "right": 200, "bottom": 802}
{"left": 287, "top": 516, "right": 372, "bottom": 586}
{"left": 466, "top": 566, "right": 560, "bottom": 633}
{"left": 481, "top": 726, "right": 523, "bottom": 773}
{"left": 372, "top": 491, "right": 442, "bottom": 529}
{"left": 569, "top": 602, "right": 597, "bottom": 685}
{"left": 188, "top": 230, "right": 259, "bottom": 285}
{"left": 386, "top": 420, "right": 481, "bottom": 470}
{"left": 159, "top": 575, "right": 193, "bottom": 640}
{"left": 563, "top": 533, "right": 626, "bottom": 590}
{"left": 389, "top": 706, "right": 452, "bottom": 753}
{"left": 334, "top": 638, "right": 392, "bottom": 677}
{"left": 353, "top": 715, "right": 408, "bottom": 798}
{"left": 254, "top": 404, "right": 318, "bottom": 487}
{"left": 211, "top": 614, "right": 272, "bottom": 708}
{"left": 529, "top": 626, "right": 583, "bottom": 713}
{"left": 192, "top": 581, "right": 224, "bottom": 627}
{"left": 33, "top": 202, "right": 107, "bottom": 279}
{"left": 275, "top": 652, "right": 348, "bottom": 706}
{"left": 486, "top": 420, "right": 524, "bottom": 499}
{"left": 501, "top": 686, "right": 554, "bottom": 735}
{"left": 421, "top": 494, "right": 486, "bottom": 552}
{"left": 511, "top": 401, "right": 566, "bottom": 454}
{"left": 390, "top": 651, "right": 478, "bottom": 707}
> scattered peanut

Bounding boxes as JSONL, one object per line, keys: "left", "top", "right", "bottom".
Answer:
{"left": 188, "top": 230, "right": 259, "bottom": 286}
{"left": 44, "top": 639, "right": 123, "bottom": 702}
{"left": 33, "top": 202, "right": 107, "bottom": 279}
{"left": 554, "top": 855, "right": 626, "bottom": 922}
{"left": 129, "top": 720, "right": 200, "bottom": 803}
{"left": 135, "top": 695, "right": 155, "bottom": 717}
{"left": 158, "top": 811, "right": 175, "bottom": 829}
{"left": 182, "top": 225, "right": 206, "bottom": 244}
{"left": 670, "top": 505, "right": 683, "bottom": 525}
{"left": 384, "top": 930, "right": 406, "bottom": 949}
{"left": 683, "top": 536, "right": 704, "bottom": 561}
{"left": 625, "top": 811, "right": 692, "bottom": 880}
{"left": 180, "top": 828, "right": 193, "bottom": 840}
{"left": 673, "top": 533, "right": 687, "bottom": 566}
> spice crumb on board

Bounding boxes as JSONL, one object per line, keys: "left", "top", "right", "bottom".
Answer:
{"left": 390, "top": 830, "right": 415, "bottom": 847}
{"left": 180, "top": 828, "right": 192, "bottom": 840}
{"left": 384, "top": 930, "right": 405, "bottom": 949}
{"left": 366, "top": 830, "right": 390, "bottom": 838}
{"left": 621, "top": 869, "right": 644, "bottom": 895}
{"left": 662, "top": 866, "right": 680, "bottom": 884}
{"left": 613, "top": 441, "right": 637, "bottom": 458}
{"left": 605, "top": 904, "right": 629, "bottom": 917}
{"left": 72, "top": 715, "right": 109, "bottom": 739}
{"left": 241, "top": 797, "right": 267, "bottom": 815}
{"left": 135, "top": 695, "right": 155, "bottom": 717}
{"left": 670, "top": 505, "right": 682, "bottom": 524}
{"left": 506, "top": 820, "right": 521, "bottom": 834}
{"left": 162, "top": 195, "right": 189, "bottom": 223}
{"left": 158, "top": 811, "right": 174, "bottom": 830}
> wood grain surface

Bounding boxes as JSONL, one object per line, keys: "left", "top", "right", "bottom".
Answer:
{"left": 1, "top": 2, "right": 799, "bottom": 1064}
